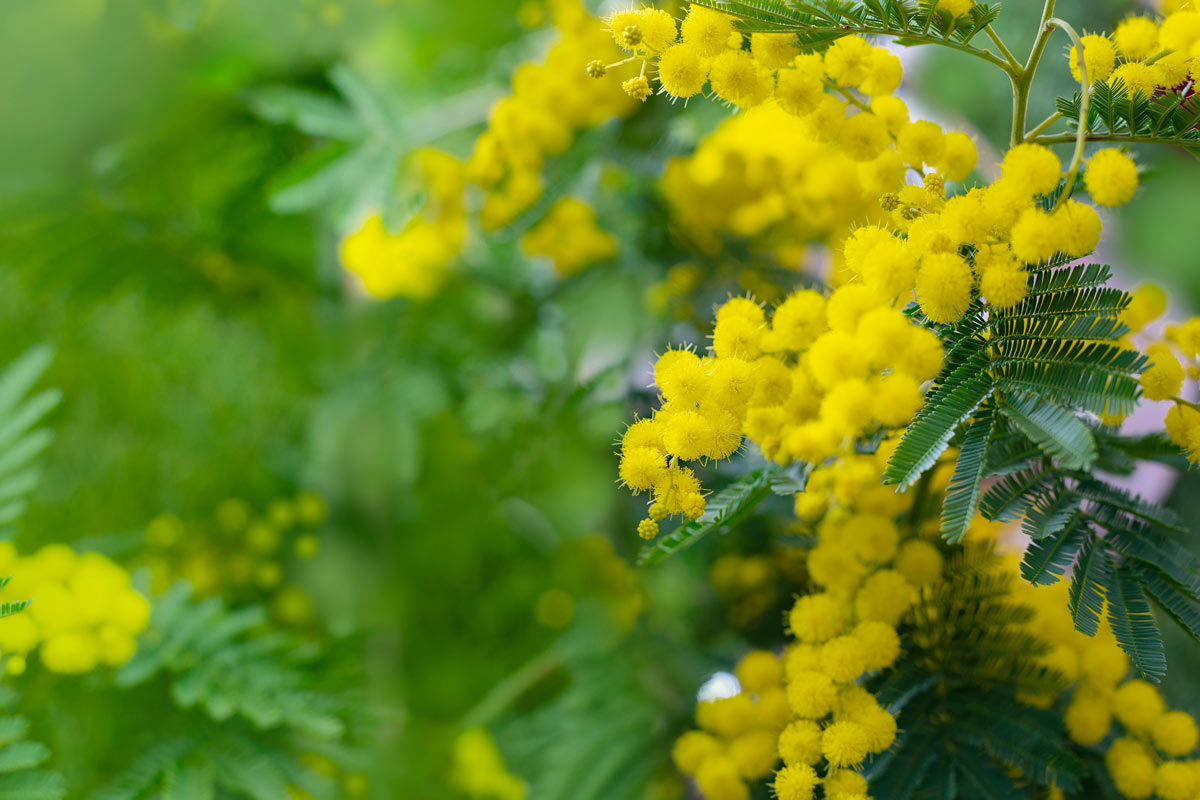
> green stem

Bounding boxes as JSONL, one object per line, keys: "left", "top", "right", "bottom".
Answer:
{"left": 764, "top": 22, "right": 1014, "bottom": 73}
{"left": 1031, "top": 132, "right": 1199, "bottom": 147}
{"left": 1174, "top": 397, "right": 1200, "bottom": 413}
{"left": 827, "top": 81, "right": 871, "bottom": 112}
{"left": 1047, "top": 17, "right": 1090, "bottom": 207}
{"left": 459, "top": 647, "right": 560, "bottom": 729}
{"left": 1011, "top": 0, "right": 1059, "bottom": 146}
{"left": 1024, "top": 110, "right": 1062, "bottom": 139}
{"left": 985, "top": 25, "right": 1022, "bottom": 71}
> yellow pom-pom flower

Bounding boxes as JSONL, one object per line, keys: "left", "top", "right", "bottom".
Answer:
{"left": 1113, "top": 679, "right": 1167, "bottom": 733}
{"left": 710, "top": 50, "right": 770, "bottom": 108}
{"left": 657, "top": 43, "right": 709, "bottom": 98}
{"left": 1153, "top": 711, "right": 1200, "bottom": 757}
{"left": 936, "top": 0, "right": 975, "bottom": 17}
{"left": 819, "top": 635, "right": 868, "bottom": 684}
{"left": 1066, "top": 696, "right": 1113, "bottom": 745}
{"left": 1106, "top": 737, "right": 1157, "bottom": 799}
{"left": 789, "top": 592, "right": 846, "bottom": 644}
{"left": 778, "top": 720, "right": 823, "bottom": 766}
{"left": 773, "top": 763, "right": 818, "bottom": 800}
{"left": 980, "top": 262, "right": 1029, "bottom": 309}
{"left": 1001, "top": 143, "right": 1061, "bottom": 197}
{"left": 1142, "top": 343, "right": 1185, "bottom": 401}
{"left": 854, "top": 569, "right": 915, "bottom": 626}
{"left": 853, "top": 620, "right": 901, "bottom": 671}
{"left": 916, "top": 253, "right": 973, "bottom": 324}
{"left": 671, "top": 730, "right": 722, "bottom": 775}
{"left": 897, "top": 120, "right": 946, "bottom": 166}
{"left": 787, "top": 670, "right": 838, "bottom": 718}
{"left": 681, "top": 5, "right": 733, "bottom": 57}
{"left": 1114, "top": 16, "right": 1160, "bottom": 61}
{"left": 822, "top": 720, "right": 870, "bottom": 768}
{"left": 750, "top": 32, "right": 799, "bottom": 70}
{"left": 937, "top": 131, "right": 978, "bottom": 182}
{"left": 1085, "top": 149, "right": 1139, "bottom": 207}
{"left": 735, "top": 649, "right": 783, "bottom": 694}
{"left": 1068, "top": 34, "right": 1116, "bottom": 83}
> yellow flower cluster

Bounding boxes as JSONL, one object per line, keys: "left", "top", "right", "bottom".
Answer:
{"left": 1104, "top": 281, "right": 1200, "bottom": 461}
{"left": 1069, "top": 5, "right": 1200, "bottom": 98}
{"left": 138, "top": 492, "right": 325, "bottom": 628}
{"left": 452, "top": 727, "right": 526, "bottom": 800}
{"left": 1015, "top": 573, "right": 1200, "bottom": 800}
{"left": 670, "top": 650, "right": 790, "bottom": 800}
{"left": 672, "top": 455, "right": 947, "bottom": 800}
{"left": 466, "top": 0, "right": 637, "bottom": 230}
{"left": 520, "top": 196, "right": 617, "bottom": 275}
{"left": 339, "top": 149, "right": 466, "bottom": 300}
{"left": 659, "top": 104, "right": 902, "bottom": 262}
{"left": 844, "top": 141, "right": 1137, "bottom": 327}
{"left": 619, "top": 285, "right": 943, "bottom": 538}
{"left": 0, "top": 543, "right": 150, "bottom": 676}
{"left": 639, "top": 12, "right": 977, "bottom": 266}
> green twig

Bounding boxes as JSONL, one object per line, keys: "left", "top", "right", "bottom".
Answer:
{"left": 459, "top": 647, "right": 560, "bottom": 729}
{"left": 1047, "top": 17, "right": 1090, "bottom": 208}
{"left": 1010, "top": 0, "right": 1059, "bottom": 146}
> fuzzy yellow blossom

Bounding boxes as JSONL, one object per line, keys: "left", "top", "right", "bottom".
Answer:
{"left": 680, "top": 5, "right": 733, "bottom": 56}
{"left": 937, "top": 131, "right": 978, "bottom": 181}
{"left": 1085, "top": 149, "right": 1139, "bottom": 207}
{"left": 1068, "top": 34, "right": 1116, "bottom": 83}
{"left": 1154, "top": 711, "right": 1200, "bottom": 756}
{"left": 917, "top": 253, "right": 973, "bottom": 323}
{"left": 1141, "top": 343, "right": 1185, "bottom": 401}
{"left": 980, "top": 262, "right": 1029, "bottom": 309}
{"left": 772, "top": 763, "right": 818, "bottom": 800}
{"left": 1001, "top": 143, "right": 1061, "bottom": 196}
{"left": 1114, "top": 16, "right": 1160, "bottom": 61}
{"left": 710, "top": 50, "right": 771, "bottom": 108}
{"left": 1110, "top": 61, "right": 1160, "bottom": 96}
{"left": 1106, "top": 738, "right": 1157, "bottom": 799}
{"left": 897, "top": 120, "right": 945, "bottom": 166}
{"left": 657, "top": 43, "right": 709, "bottom": 98}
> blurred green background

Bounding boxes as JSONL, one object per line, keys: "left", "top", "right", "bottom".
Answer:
{"left": 2, "top": 0, "right": 1200, "bottom": 797}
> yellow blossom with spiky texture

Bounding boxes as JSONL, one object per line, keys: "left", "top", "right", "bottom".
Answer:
{"left": 466, "top": 0, "right": 637, "bottom": 230}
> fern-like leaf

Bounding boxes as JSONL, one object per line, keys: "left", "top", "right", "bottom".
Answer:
{"left": 1107, "top": 563, "right": 1167, "bottom": 682}
{"left": 940, "top": 408, "right": 995, "bottom": 542}
{"left": 117, "top": 584, "right": 345, "bottom": 739}
{"left": 637, "top": 466, "right": 782, "bottom": 566}
{"left": 999, "top": 391, "right": 1096, "bottom": 470}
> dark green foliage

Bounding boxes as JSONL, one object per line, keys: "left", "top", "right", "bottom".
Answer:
{"left": 496, "top": 619, "right": 680, "bottom": 800}
{"left": 87, "top": 727, "right": 338, "bottom": 800}
{"left": 0, "top": 345, "right": 60, "bottom": 537}
{"left": 689, "top": 0, "right": 1002, "bottom": 55}
{"left": 117, "top": 583, "right": 346, "bottom": 739}
{"left": 887, "top": 263, "right": 1143, "bottom": 535}
{"left": 1054, "top": 80, "right": 1200, "bottom": 153}
{"left": 869, "top": 554, "right": 1083, "bottom": 799}
{"left": 986, "top": 466, "right": 1195, "bottom": 681}
{"left": 883, "top": 262, "right": 1200, "bottom": 677}
{"left": 0, "top": 688, "right": 64, "bottom": 800}
{"left": 940, "top": 406, "right": 996, "bottom": 541}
